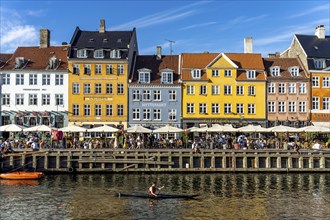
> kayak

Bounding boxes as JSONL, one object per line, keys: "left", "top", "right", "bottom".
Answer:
{"left": 116, "top": 192, "right": 198, "bottom": 199}
{"left": 0, "top": 171, "right": 44, "bottom": 180}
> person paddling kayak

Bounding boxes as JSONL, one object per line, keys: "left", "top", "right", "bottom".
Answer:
{"left": 148, "top": 182, "right": 164, "bottom": 197}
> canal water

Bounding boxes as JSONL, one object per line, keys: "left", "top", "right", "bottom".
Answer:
{"left": 1, "top": 173, "right": 330, "bottom": 220}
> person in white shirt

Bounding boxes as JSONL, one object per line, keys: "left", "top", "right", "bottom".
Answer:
{"left": 312, "top": 141, "right": 321, "bottom": 150}
{"left": 31, "top": 139, "right": 39, "bottom": 151}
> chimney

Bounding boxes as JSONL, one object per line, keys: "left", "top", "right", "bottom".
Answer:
{"left": 99, "top": 19, "right": 105, "bottom": 33}
{"left": 315, "top": 25, "right": 325, "bottom": 39}
{"left": 244, "top": 37, "right": 253, "bottom": 53}
{"left": 156, "top": 46, "right": 162, "bottom": 60}
{"left": 40, "top": 29, "right": 50, "bottom": 48}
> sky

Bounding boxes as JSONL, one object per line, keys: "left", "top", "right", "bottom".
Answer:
{"left": 0, "top": 0, "right": 329, "bottom": 56}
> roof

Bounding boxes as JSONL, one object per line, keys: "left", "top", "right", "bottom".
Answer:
{"left": 295, "top": 34, "right": 330, "bottom": 58}
{"left": 263, "top": 58, "right": 308, "bottom": 80}
{"left": 0, "top": 53, "right": 12, "bottom": 68}
{"left": 226, "top": 53, "right": 265, "bottom": 70}
{"left": 0, "top": 46, "right": 69, "bottom": 71}
{"left": 131, "top": 55, "right": 179, "bottom": 84}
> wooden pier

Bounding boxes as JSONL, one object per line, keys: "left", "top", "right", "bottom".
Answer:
{"left": 1, "top": 149, "right": 330, "bottom": 173}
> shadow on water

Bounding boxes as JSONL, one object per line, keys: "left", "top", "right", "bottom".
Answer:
{"left": 1, "top": 173, "right": 330, "bottom": 219}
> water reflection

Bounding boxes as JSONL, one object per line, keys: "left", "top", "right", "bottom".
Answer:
{"left": 0, "top": 173, "right": 330, "bottom": 219}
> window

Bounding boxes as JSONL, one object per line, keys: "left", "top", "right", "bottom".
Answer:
{"left": 2, "top": 94, "right": 10, "bottom": 105}
{"left": 192, "top": 69, "right": 201, "bottom": 79}
{"left": 299, "top": 101, "right": 306, "bottom": 113}
{"left": 77, "top": 49, "right": 87, "bottom": 58}
{"left": 248, "top": 104, "right": 255, "bottom": 114}
{"left": 212, "top": 103, "right": 219, "bottom": 114}
{"left": 288, "top": 83, "right": 296, "bottom": 94}
{"left": 323, "top": 77, "right": 330, "bottom": 88}
{"left": 110, "top": 50, "right": 121, "bottom": 58}
{"left": 289, "top": 66, "right": 299, "bottom": 76}
{"left": 299, "top": 83, "right": 306, "bottom": 94}
{"left": 224, "top": 85, "right": 232, "bottom": 95}
{"left": 268, "top": 83, "right": 275, "bottom": 94}
{"left": 16, "top": 94, "right": 24, "bottom": 105}
{"left": 247, "top": 70, "right": 256, "bottom": 79}
{"left": 139, "top": 72, "right": 150, "bottom": 83}
{"left": 117, "top": 65, "right": 124, "bottom": 75}
{"left": 154, "top": 109, "right": 161, "bottom": 120}
{"left": 312, "top": 76, "right": 319, "bottom": 87}
{"left": 73, "top": 83, "right": 80, "bottom": 94}
{"left": 278, "top": 101, "right": 286, "bottom": 113}
{"left": 314, "top": 59, "right": 325, "bottom": 69}
{"left": 29, "top": 94, "right": 38, "bottom": 105}
{"left": 234, "top": 86, "right": 243, "bottom": 96}
{"left": 55, "top": 94, "right": 64, "bottom": 106}
{"left": 16, "top": 74, "right": 24, "bottom": 85}
{"left": 322, "top": 97, "right": 330, "bottom": 110}
{"left": 143, "top": 90, "right": 151, "bottom": 101}
{"left": 2, "top": 74, "right": 10, "bottom": 85}
{"left": 288, "top": 101, "right": 296, "bottom": 112}
{"left": 95, "top": 104, "right": 102, "bottom": 116}
{"left": 161, "top": 72, "right": 173, "bottom": 84}
{"left": 106, "top": 65, "right": 113, "bottom": 74}
{"left": 200, "top": 85, "right": 207, "bottom": 95}
{"left": 224, "top": 69, "right": 232, "bottom": 77}
{"left": 199, "top": 103, "right": 207, "bottom": 114}
{"left": 236, "top": 104, "right": 244, "bottom": 114}
{"left": 117, "top": 104, "right": 124, "bottom": 116}
{"left": 84, "top": 104, "right": 91, "bottom": 116}
{"left": 29, "top": 74, "right": 37, "bottom": 85}
{"left": 95, "top": 64, "right": 102, "bottom": 74}
{"left": 73, "top": 104, "right": 80, "bottom": 116}
{"left": 133, "top": 108, "right": 140, "bottom": 120}
{"left": 132, "top": 90, "right": 140, "bottom": 101}
{"left": 95, "top": 83, "right": 102, "bottom": 94}
{"left": 106, "top": 104, "right": 113, "bottom": 116}
{"left": 55, "top": 74, "right": 63, "bottom": 85}
{"left": 143, "top": 109, "right": 151, "bottom": 120}
{"left": 224, "top": 103, "right": 232, "bottom": 114}
{"left": 187, "top": 85, "right": 194, "bottom": 95}
{"left": 169, "top": 109, "right": 176, "bottom": 121}
{"left": 248, "top": 86, "right": 255, "bottom": 96}
{"left": 278, "top": 83, "right": 286, "bottom": 94}
{"left": 94, "top": 49, "right": 104, "bottom": 58}
{"left": 73, "top": 64, "right": 80, "bottom": 74}
{"left": 268, "top": 101, "right": 276, "bottom": 113}
{"left": 117, "top": 83, "right": 124, "bottom": 94}
{"left": 84, "top": 83, "right": 91, "bottom": 94}
{"left": 212, "top": 85, "right": 220, "bottom": 95}
{"left": 212, "top": 69, "right": 219, "bottom": 77}
{"left": 270, "top": 66, "right": 280, "bottom": 76}
{"left": 84, "top": 64, "right": 91, "bottom": 74}
{"left": 312, "top": 97, "right": 319, "bottom": 110}
{"left": 154, "top": 90, "right": 161, "bottom": 101}
{"left": 42, "top": 74, "right": 50, "bottom": 85}
{"left": 187, "top": 103, "right": 194, "bottom": 114}
{"left": 106, "top": 83, "right": 113, "bottom": 94}
{"left": 42, "top": 94, "right": 50, "bottom": 105}
{"left": 169, "top": 90, "right": 176, "bottom": 101}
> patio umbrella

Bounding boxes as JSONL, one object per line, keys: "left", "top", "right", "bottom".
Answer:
{"left": 298, "top": 125, "right": 330, "bottom": 133}
{"left": 268, "top": 125, "right": 298, "bottom": 133}
{"left": 152, "top": 125, "right": 183, "bottom": 133}
{"left": 59, "top": 125, "right": 87, "bottom": 132}
{"left": 126, "top": 125, "right": 152, "bottom": 133}
{"left": 187, "top": 126, "right": 199, "bottom": 132}
{"left": 23, "top": 125, "right": 56, "bottom": 132}
{"left": 87, "top": 125, "right": 119, "bottom": 133}
{"left": 221, "top": 124, "right": 237, "bottom": 132}
{"left": 237, "top": 125, "right": 270, "bottom": 133}
{"left": 0, "top": 124, "right": 25, "bottom": 132}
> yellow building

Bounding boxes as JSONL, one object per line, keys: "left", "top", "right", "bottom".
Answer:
{"left": 67, "top": 19, "right": 138, "bottom": 128}
{"left": 181, "top": 53, "right": 266, "bottom": 128}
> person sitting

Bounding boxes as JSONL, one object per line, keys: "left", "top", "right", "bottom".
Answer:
{"left": 312, "top": 141, "right": 321, "bottom": 150}
{"left": 148, "top": 182, "right": 164, "bottom": 197}
{"left": 31, "top": 139, "right": 39, "bottom": 151}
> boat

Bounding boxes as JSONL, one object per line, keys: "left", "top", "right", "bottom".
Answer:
{"left": 116, "top": 192, "right": 198, "bottom": 199}
{"left": 0, "top": 179, "right": 39, "bottom": 186}
{"left": 0, "top": 171, "right": 44, "bottom": 180}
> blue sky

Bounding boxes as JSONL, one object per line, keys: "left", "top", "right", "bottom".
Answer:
{"left": 0, "top": 0, "right": 329, "bottom": 56}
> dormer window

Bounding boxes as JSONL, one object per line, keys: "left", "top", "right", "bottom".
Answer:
{"left": 77, "top": 49, "right": 87, "bottom": 58}
{"left": 49, "top": 56, "right": 58, "bottom": 69}
{"left": 314, "top": 59, "right": 326, "bottom": 69}
{"left": 289, "top": 66, "right": 300, "bottom": 76}
{"left": 138, "top": 70, "right": 151, "bottom": 83}
{"left": 192, "top": 69, "right": 201, "bottom": 79}
{"left": 15, "top": 57, "right": 25, "bottom": 69}
{"left": 270, "top": 66, "right": 280, "bottom": 76}
{"left": 110, "top": 50, "right": 121, "bottom": 58}
{"left": 161, "top": 71, "right": 173, "bottom": 84}
{"left": 94, "top": 49, "right": 104, "bottom": 58}
{"left": 246, "top": 70, "right": 256, "bottom": 79}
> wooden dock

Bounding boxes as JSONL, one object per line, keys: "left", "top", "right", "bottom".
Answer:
{"left": 1, "top": 149, "right": 330, "bottom": 173}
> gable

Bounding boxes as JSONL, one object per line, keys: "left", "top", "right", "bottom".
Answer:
{"left": 207, "top": 53, "right": 238, "bottom": 69}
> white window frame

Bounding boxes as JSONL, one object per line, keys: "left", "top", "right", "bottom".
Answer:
{"left": 248, "top": 104, "right": 255, "bottom": 114}
{"left": 268, "top": 83, "right": 275, "bottom": 94}
{"left": 236, "top": 85, "right": 244, "bottom": 95}
{"left": 236, "top": 103, "right": 244, "bottom": 114}
{"left": 278, "top": 83, "right": 286, "bottom": 94}
{"left": 212, "top": 103, "right": 219, "bottom": 114}
{"left": 187, "top": 85, "right": 194, "bottom": 95}
{"left": 278, "top": 101, "right": 286, "bottom": 113}
{"left": 143, "top": 90, "right": 151, "bottom": 101}
{"left": 270, "top": 66, "right": 280, "bottom": 76}
{"left": 289, "top": 66, "right": 300, "bottom": 76}
{"left": 154, "top": 109, "right": 161, "bottom": 121}
{"left": 55, "top": 94, "right": 64, "bottom": 106}
{"left": 73, "top": 83, "right": 80, "bottom": 94}
{"left": 29, "top": 94, "right": 38, "bottom": 105}
{"left": 106, "top": 64, "right": 113, "bottom": 74}
{"left": 77, "top": 49, "right": 87, "bottom": 58}
{"left": 95, "top": 64, "right": 102, "bottom": 74}
{"left": 299, "top": 83, "right": 306, "bottom": 94}
{"left": 224, "top": 85, "right": 232, "bottom": 95}
{"left": 95, "top": 83, "right": 102, "bottom": 94}
{"left": 212, "top": 69, "right": 219, "bottom": 77}
{"left": 72, "top": 104, "right": 80, "bottom": 116}
{"left": 323, "top": 77, "right": 330, "bottom": 88}
{"left": 288, "top": 83, "right": 296, "bottom": 94}
{"left": 224, "top": 69, "right": 232, "bottom": 77}
{"left": 110, "top": 50, "right": 121, "bottom": 59}
{"left": 314, "top": 59, "right": 325, "bottom": 69}
{"left": 84, "top": 104, "right": 91, "bottom": 116}
{"left": 169, "top": 109, "right": 176, "bottom": 121}
{"left": 95, "top": 104, "right": 102, "bottom": 116}
{"left": 117, "top": 65, "right": 124, "bottom": 75}
{"left": 246, "top": 70, "right": 256, "bottom": 79}
{"left": 139, "top": 71, "right": 150, "bottom": 83}
{"left": 16, "top": 74, "right": 24, "bottom": 85}
{"left": 224, "top": 103, "right": 232, "bottom": 114}
{"left": 187, "top": 103, "right": 194, "bottom": 114}
{"left": 16, "top": 94, "right": 24, "bottom": 105}
{"left": 268, "top": 101, "right": 276, "bottom": 113}
{"left": 106, "top": 83, "right": 113, "bottom": 94}
{"left": 72, "top": 64, "right": 80, "bottom": 74}
{"left": 133, "top": 108, "right": 140, "bottom": 120}
{"left": 200, "top": 85, "right": 207, "bottom": 95}
{"left": 154, "top": 90, "right": 161, "bottom": 101}
{"left": 117, "top": 104, "right": 124, "bottom": 116}
{"left": 106, "top": 104, "right": 113, "bottom": 116}
{"left": 2, "top": 94, "right": 10, "bottom": 105}
{"left": 312, "top": 76, "right": 319, "bottom": 87}
{"left": 84, "top": 83, "right": 91, "bottom": 94}
{"left": 143, "top": 108, "right": 151, "bottom": 120}
{"left": 41, "top": 94, "right": 50, "bottom": 105}
{"left": 248, "top": 86, "right": 255, "bottom": 96}
{"left": 161, "top": 71, "right": 173, "bottom": 84}
{"left": 3, "top": 74, "right": 10, "bottom": 85}
{"left": 288, "top": 101, "right": 296, "bottom": 113}
{"left": 132, "top": 90, "right": 140, "bottom": 101}
{"left": 169, "top": 90, "right": 176, "bottom": 101}
{"left": 94, "top": 49, "right": 104, "bottom": 58}
{"left": 29, "top": 74, "right": 38, "bottom": 85}
{"left": 84, "top": 64, "right": 91, "bottom": 75}
{"left": 312, "top": 97, "right": 319, "bottom": 110}
{"left": 322, "top": 97, "right": 329, "bottom": 110}
{"left": 117, "top": 83, "right": 124, "bottom": 94}
{"left": 55, "top": 74, "right": 63, "bottom": 85}
{"left": 192, "top": 69, "right": 201, "bottom": 79}
{"left": 199, "top": 103, "right": 207, "bottom": 114}
{"left": 42, "top": 74, "right": 50, "bottom": 85}
{"left": 299, "top": 101, "right": 306, "bottom": 113}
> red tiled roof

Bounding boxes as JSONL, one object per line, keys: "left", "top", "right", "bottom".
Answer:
{"left": 263, "top": 58, "right": 308, "bottom": 79}
{"left": 0, "top": 53, "right": 13, "bottom": 67}
{"left": 226, "top": 53, "right": 264, "bottom": 69}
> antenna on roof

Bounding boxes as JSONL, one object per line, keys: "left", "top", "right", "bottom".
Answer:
{"left": 166, "top": 39, "right": 175, "bottom": 55}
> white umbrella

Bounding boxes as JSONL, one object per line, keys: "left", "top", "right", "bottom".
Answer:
{"left": 298, "top": 125, "right": 330, "bottom": 133}
{"left": 268, "top": 125, "right": 298, "bottom": 133}
{"left": 153, "top": 125, "right": 183, "bottom": 133}
{"left": 221, "top": 124, "right": 237, "bottom": 132}
{"left": 187, "top": 126, "right": 199, "bottom": 132}
{"left": 126, "top": 125, "right": 152, "bottom": 133}
{"left": 87, "top": 125, "right": 119, "bottom": 133}
{"left": 23, "top": 125, "right": 56, "bottom": 132}
{"left": 0, "top": 124, "right": 25, "bottom": 132}
{"left": 59, "top": 125, "right": 87, "bottom": 132}
{"left": 237, "top": 125, "right": 269, "bottom": 133}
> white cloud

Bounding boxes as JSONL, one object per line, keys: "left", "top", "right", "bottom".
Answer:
{"left": 26, "top": 9, "right": 46, "bottom": 17}
{"left": 231, "top": 14, "right": 267, "bottom": 24}
{"left": 290, "top": 4, "right": 330, "bottom": 18}
{"left": 180, "top": 22, "right": 217, "bottom": 30}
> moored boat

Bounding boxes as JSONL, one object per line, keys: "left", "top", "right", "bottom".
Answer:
{"left": 116, "top": 192, "right": 198, "bottom": 199}
{"left": 0, "top": 171, "right": 44, "bottom": 180}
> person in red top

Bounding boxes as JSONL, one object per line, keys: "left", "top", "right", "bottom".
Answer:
{"left": 148, "top": 182, "right": 164, "bottom": 197}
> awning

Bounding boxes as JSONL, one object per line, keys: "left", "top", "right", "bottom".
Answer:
{"left": 312, "top": 122, "right": 330, "bottom": 128}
